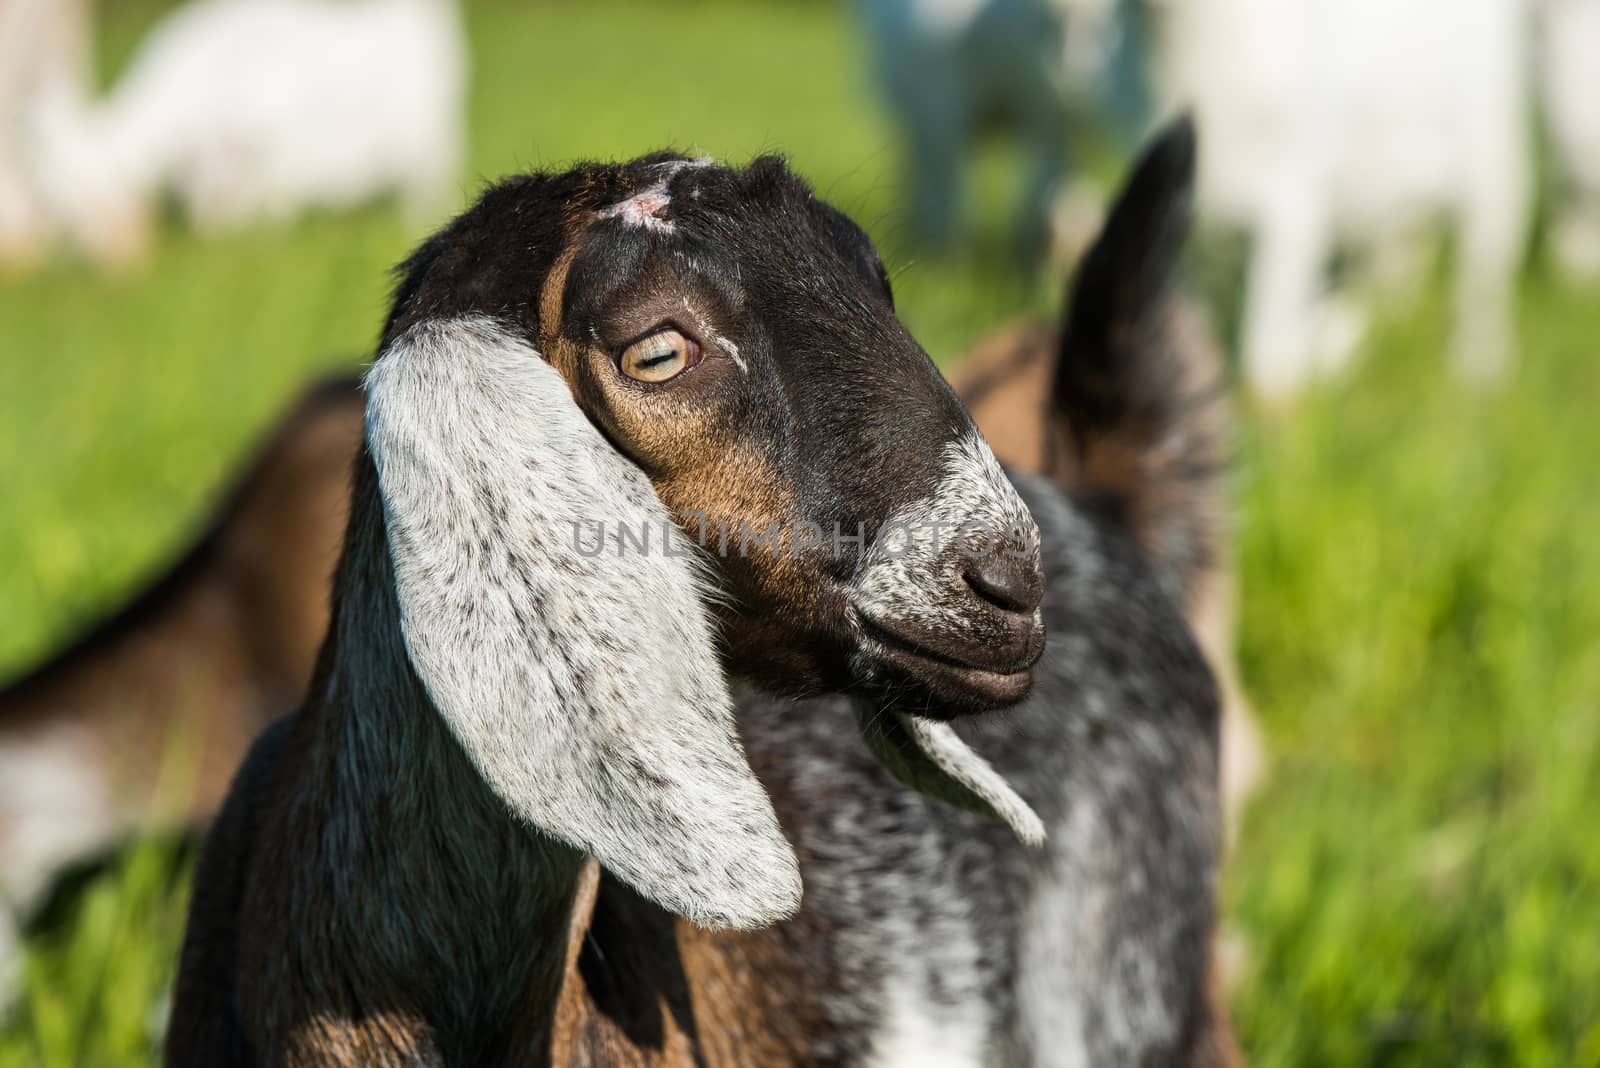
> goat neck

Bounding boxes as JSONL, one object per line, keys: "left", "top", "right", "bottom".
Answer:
{"left": 226, "top": 457, "right": 588, "bottom": 1064}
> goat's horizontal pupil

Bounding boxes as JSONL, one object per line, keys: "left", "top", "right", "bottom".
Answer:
{"left": 621, "top": 329, "right": 696, "bottom": 382}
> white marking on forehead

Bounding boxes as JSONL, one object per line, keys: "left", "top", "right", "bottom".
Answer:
{"left": 597, "top": 158, "right": 716, "bottom": 234}
{"left": 598, "top": 181, "right": 674, "bottom": 234}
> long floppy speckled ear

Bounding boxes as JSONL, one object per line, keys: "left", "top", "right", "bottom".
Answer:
{"left": 859, "top": 707, "right": 1045, "bottom": 847}
{"left": 365, "top": 315, "right": 801, "bottom": 930}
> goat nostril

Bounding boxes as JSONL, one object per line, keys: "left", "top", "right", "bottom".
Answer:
{"left": 963, "top": 552, "right": 1042, "bottom": 616}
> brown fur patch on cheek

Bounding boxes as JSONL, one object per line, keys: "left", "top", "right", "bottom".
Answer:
{"left": 534, "top": 236, "right": 602, "bottom": 411}
{"left": 651, "top": 445, "right": 824, "bottom": 621}
{"left": 538, "top": 238, "right": 584, "bottom": 355}
{"left": 543, "top": 335, "right": 590, "bottom": 395}
{"left": 531, "top": 234, "right": 825, "bottom": 626}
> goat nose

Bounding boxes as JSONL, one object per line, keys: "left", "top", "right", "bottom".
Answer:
{"left": 963, "top": 548, "right": 1043, "bottom": 616}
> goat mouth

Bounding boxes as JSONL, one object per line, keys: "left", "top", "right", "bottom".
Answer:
{"left": 853, "top": 610, "right": 1040, "bottom": 714}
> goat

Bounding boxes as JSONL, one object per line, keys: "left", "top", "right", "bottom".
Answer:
{"left": 858, "top": 0, "right": 1151, "bottom": 252}
{"left": 1160, "top": 0, "right": 1532, "bottom": 396}
{"left": 1540, "top": 0, "right": 1600, "bottom": 274}
{"left": 0, "top": 238, "right": 1251, "bottom": 1006}
{"left": 25, "top": 0, "right": 465, "bottom": 266}
{"left": 0, "top": 0, "right": 88, "bottom": 268}
{"left": 0, "top": 378, "right": 362, "bottom": 1000}
{"left": 166, "top": 123, "right": 1234, "bottom": 1065}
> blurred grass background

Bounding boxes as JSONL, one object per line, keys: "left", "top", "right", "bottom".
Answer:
{"left": 0, "top": 1, "right": 1597, "bottom": 1065}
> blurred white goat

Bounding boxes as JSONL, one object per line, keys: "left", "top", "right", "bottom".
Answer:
{"left": 1540, "top": 0, "right": 1600, "bottom": 274}
{"left": 0, "top": 0, "right": 89, "bottom": 268}
{"left": 859, "top": 0, "right": 1150, "bottom": 251}
{"left": 28, "top": 0, "right": 466, "bottom": 267}
{"left": 1161, "top": 0, "right": 1531, "bottom": 397}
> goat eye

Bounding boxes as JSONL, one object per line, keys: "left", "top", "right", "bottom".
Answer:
{"left": 620, "top": 329, "right": 700, "bottom": 384}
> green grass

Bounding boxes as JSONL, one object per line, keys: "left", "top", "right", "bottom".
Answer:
{"left": 1230, "top": 281, "right": 1600, "bottom": 1067}
{"left": 1, "top": 1, "right": 1597, "bottom": 1064}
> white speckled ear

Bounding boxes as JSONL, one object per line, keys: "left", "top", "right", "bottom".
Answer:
{"left": 365, "top": 315, "right": 801, "bottom": 930}
{"left": 860, "top": 707, "right": 1045, "bottom": 847}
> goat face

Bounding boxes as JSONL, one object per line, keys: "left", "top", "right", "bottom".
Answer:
{"left": 546, "top": 156, "right": 1045, "bottom": 714}
{"left": 363, "top": 154, "right": 1044, "bottom": 928}
{"left": 380, "top": 153, "right": 1044, "bottom": 713}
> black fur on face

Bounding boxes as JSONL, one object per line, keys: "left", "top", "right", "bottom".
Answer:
{"left": 380, "top": 154, "right": 1045, "bottom": 711}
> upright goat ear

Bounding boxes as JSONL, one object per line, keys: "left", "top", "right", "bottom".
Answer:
{"left": 1053, "top": 115, "right": 1226, "bottom": 607}
{"left": 365, "top": 316, "right": 801, "bottom": 930}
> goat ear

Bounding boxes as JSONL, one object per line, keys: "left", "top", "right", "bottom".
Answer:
{"left": 365, "top": 316, "right": 801, "bottom": 930}
{"left": 1052, "top": 115, "right": 1226, "bottom": 607}
{"left": 859, "top": 707, "right": 1045, "bottom": 847}
{"left": 1059, "top": 113, "right": 1197, "bottom": 380}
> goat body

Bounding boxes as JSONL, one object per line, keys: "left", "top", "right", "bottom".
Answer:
{"left": 0, "top": 266, "right": 1258, "bottom": 1010}
{"left": 1541, "top": 0, "right": 1600, "bottom": 273}
{"left": 0, "top": 0, "right": 88, "bottom": 266}
{"left": 167, "top": 129, "right": 1233, "bottom": 1065}
{"left": 27, "top": 0, "right": 465, "bottom": 264}
{"left": 1162, "top": 0, "right": 1531, "bottom": 394}
{"left": 2, "top": 153, "right": 1247, "bottom": 1048}
{"left": 174, "top": 481, "right": 1229, "bottom": 1066}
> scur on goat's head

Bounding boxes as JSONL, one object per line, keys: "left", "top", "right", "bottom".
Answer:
{"left": 361, "top": 153, "right": 1045, "bottom": 931}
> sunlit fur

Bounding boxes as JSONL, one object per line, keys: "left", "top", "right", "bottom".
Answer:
{"left": 158, "top": 124, "right": 1232, "bottom": 1066}
{"left": 367, "top": 316, "right": 800, "bottom": 929}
